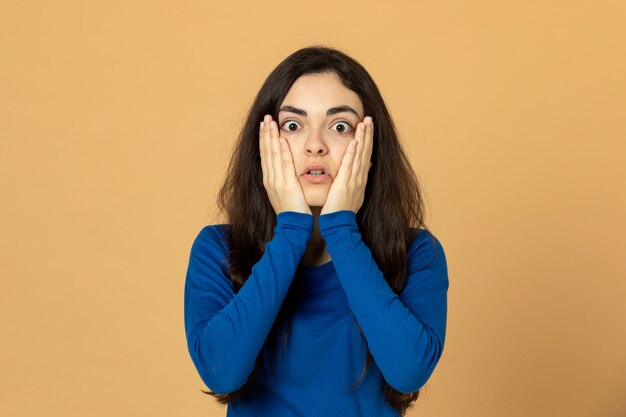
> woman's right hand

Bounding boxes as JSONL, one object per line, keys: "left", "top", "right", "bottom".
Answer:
{"left": 259, "top": 114, "right": 312, "bottom": 216}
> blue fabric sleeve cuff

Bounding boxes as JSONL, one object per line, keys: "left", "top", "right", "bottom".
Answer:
{"left": 276, "top": 211, "right": 315, "bottom": 235}
{"left": 318, "top": 210, "right": 358, "bottom": 235}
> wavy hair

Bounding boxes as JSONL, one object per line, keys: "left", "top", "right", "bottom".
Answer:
{"left": 203, "top": 45, "right": 433, "bottom": 416}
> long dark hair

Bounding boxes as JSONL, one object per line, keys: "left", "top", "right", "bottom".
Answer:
{"left": 204, "top": 45, "right": 433, "bottom": 416}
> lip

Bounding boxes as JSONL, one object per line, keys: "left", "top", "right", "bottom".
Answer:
{"left": 301, "top": 164, "right": 330, "bottom": 177}
{"left": 302, "top": 173, "right": 331, "bottom": 183}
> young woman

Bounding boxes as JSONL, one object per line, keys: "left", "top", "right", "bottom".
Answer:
{"left": 184, "top": 46, "right": 449, "bottom": 417}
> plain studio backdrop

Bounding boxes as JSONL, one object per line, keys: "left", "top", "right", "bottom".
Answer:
{"left": 1, "top": 1, "right": 625, "bottom": 416}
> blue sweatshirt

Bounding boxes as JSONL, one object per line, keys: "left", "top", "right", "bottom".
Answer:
{"left": 184, "top": 210, "right": 449, "bottom": 417}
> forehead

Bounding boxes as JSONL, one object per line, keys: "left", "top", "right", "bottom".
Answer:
{"left": 280, "top": 72, "right": 364, "bottom": 117}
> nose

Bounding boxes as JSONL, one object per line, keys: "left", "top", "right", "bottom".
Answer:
{"left": 304, "top": 126, "right": 328, "bottom": 155}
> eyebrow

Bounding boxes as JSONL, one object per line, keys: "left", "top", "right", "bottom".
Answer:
{"left": 279, "top": 105, "right": 361, "bottom": 118}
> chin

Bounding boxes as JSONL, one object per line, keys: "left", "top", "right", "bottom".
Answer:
{"left": 304, "top": 193, "right": 328, "bottom": 208}
{"left": 305, "top": 199, "right": 327, "bottom": 208}
{"left": 301, "top": 179, "right": 330, "bottom": 205}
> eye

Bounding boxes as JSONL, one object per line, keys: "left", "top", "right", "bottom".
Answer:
{"left": 331, "top": 121, "right": 353, "bottom": 134}
{"left": 280, "top": 120, "right": 301, "bottom": 132}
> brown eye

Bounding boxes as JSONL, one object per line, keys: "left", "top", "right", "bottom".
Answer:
{"left": 331, "top": 121, "right": 352, "bottom": 134}
{"left": 281, "top": 120, "right": 301, "bottom": 132}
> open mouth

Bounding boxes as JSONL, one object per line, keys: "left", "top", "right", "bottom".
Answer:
{"left": 303, "top": 172, "right": 330, "bottom": 182}
{"left": 306, "top": 169, "right": 325, "bottom": 176}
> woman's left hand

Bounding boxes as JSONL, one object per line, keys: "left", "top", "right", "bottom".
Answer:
{"left": 321, "top": 116, "right": 374, "bottom": 215}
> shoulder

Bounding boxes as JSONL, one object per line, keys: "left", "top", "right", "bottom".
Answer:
{"left": 188, "top": 223, "right": 231, "bottom": 276}
{"left": 193, "top": 223, "right": 229, "bottom": 249}
{"left": 407, "top": 228, "right": 446, "bottom": 270}
{"left": 403, "top": 227, "right": 449, "bottom": 293}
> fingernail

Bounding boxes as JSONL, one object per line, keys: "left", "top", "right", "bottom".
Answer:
{"left": 260, "top": 121, "right": 264, "bottom": 129}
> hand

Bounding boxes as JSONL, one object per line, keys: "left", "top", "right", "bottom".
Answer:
{"left": 320, "top": 116, "right": 374, "bottom": 215}
{"left": 259, "top": 114, "right": 312, "bottom": 216}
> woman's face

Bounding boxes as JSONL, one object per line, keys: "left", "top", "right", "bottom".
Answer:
{"left": 278, "top": 72, "right": 365, "bottom": 208}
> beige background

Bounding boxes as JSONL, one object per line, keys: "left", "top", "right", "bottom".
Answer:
{"left": 1, "top": 1, "right": 625, "bottom": 416}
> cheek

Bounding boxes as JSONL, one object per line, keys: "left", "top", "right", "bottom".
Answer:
{"left": 335, "top": 143, "right": 351, "bottom": 162}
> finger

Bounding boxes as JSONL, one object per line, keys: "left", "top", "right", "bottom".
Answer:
{"left": 349, "top": 121, "right": 365, "bottom": 183}
{"left": 364, "top": 117, "right": 374, "bottom": 176}
{"left": 357, "top": 117, "right": 373, "bottom": 178}
{"left": 268, "top": 119, "right": 283, "bottom": 182}
{"left": 338, "top": 138, "right": 357, "bottom": 184}
{"left": 260, "top": 120, "right": 267, "bottom": 182}
{"left": 279, "top": 135, "right": 296, "bottom": 179}
{"left": 263, "top": 116, "right": 276, "bottom": 184}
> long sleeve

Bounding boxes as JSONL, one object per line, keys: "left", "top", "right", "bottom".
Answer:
{"left": 184, "top": 212, "right": 314, "bottom": 394}
{"left": 318, "top": 210, "right": 449, "bottom": 394}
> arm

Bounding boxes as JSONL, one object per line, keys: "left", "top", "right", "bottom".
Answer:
{"left": 184, "top": 211, "right": 314, "bottom": 394}
{"left": 318, "top": 210, "right": 449, "bottom": 394}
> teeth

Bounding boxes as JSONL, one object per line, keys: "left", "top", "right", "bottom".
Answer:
{"left": 308, "top": 169, "right": 324, "bottom": 175}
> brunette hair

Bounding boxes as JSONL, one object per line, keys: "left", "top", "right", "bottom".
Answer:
{"left": 203, "top": 45, "right": 434, "bottom": 415}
